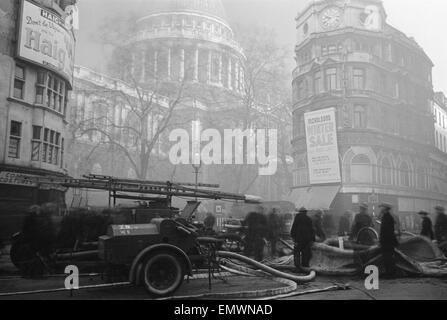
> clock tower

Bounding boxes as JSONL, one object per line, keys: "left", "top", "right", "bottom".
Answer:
{"left": 296, "top": 0, "right": 387, "bottom": 46}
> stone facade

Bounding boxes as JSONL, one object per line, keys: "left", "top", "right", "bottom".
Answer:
{"left": 0, "top": 0, "right": 77, "bottom": 240}
{"left": 291, "top": 0, "right": 446, "bottom": 231}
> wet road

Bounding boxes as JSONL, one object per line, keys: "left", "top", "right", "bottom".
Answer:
{"left": 1, "top": 274, "right": 446, "bottom": 300}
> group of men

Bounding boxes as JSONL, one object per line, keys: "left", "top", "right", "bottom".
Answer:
{"left": 290, "top": 204, "right": 447, "bottom": 277}
{"left": 418, "top": 206, "right": 447, "bottom": 246}
{"left": 243, "top": 208, "right": 282, "bottom": 262}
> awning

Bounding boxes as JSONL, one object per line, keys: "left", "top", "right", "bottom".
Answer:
{"left": 284, "top": 186, "right": 341, "bottom": 210}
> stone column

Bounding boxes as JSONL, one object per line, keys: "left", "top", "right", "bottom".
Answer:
{"left": 235, "top": 61, "right": 240, "bottom": 91}
{"left": 130, "top": 52, "right": 135, "bottom": 79}
{"left": 228, "top": 57, "right": 232, "bottom": 89}
{"left": 218, "top": 52, "right": 223, "bottom": 85}
{"left": 167, "top": 47, "right": 172, "bottom": 80}
{"left": 194, "top": 48, "right": 199, "bottom": 82}
{"left": 141, "top": 49, "right": 146, "bottom": 83}
{"left": 180, "top": 48, "right": 185, "bottom": 80}
{"left": 207, "top": 50, "right": 212, "bottom": 83}
{"left": 154, "top": 51, "right": 158, "bottom": 79}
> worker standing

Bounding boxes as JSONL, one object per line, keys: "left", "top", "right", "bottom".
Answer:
{"left": 418, "top": 211, "right": 434, "bottom": 240}
{"left": 290, "top": 207, "right": 315, "bottom": 268}
{"left": 350, "top": 203, "right": 374, "bottom": 242}
{"left": 203, "top": 212, "right": 216, "bottom": 235}
{"left": 338, "top": 211, "right": 352, "bottom": 237}
{"left": 243, "top": 211, "right": 267, "bottom": 261}
{"left": 313, "top": 210, "right": 326, "bottom": 242}
{"left": 379, "top": 203, "right": 398, "bottom": 278}
{"left": 434, "top": 206, "right": 447, "bottom": 244}
{"left": 267, "top": 208, "right": 281, "bottom": 257}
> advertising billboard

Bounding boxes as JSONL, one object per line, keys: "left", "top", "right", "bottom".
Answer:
{"left": 304, "top": 107, "right": 341, "bottom": 185}
{"left": 17, "top": 0, "right": 75, "bottom": 86}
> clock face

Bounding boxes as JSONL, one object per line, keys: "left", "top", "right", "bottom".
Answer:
{"left": 320, "top": 7, "right": 343, "bottom": 29}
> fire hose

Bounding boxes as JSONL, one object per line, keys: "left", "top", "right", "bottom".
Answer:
{"left": 216, "top": 251, "right": 316, "bottom": 283}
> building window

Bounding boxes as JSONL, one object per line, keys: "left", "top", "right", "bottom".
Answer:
{"left": 325, "top": 68, "right": 337, "bottom": 91}
{"left": 314, "top": 71, "right": 323, "bottom": 94}
{"left": 399, "top": 162, "right": 411, "bottom": 187}
{"left": 352, "top": 68, "right": 365, "bottom": 90}
{"left": 353, "top": 105, "right": 367, "bottom": 129}
{"left": 381, "top": 158, "right": 393, "bottom": 185}
{"left": 8, "top": 121, "right": 22, "bottom": 159}
{"left": 298, "top": 79, "right": 307, "bottom": 99}
{"left": 61, "top": 138, "right": 65, "bottom": 168}
{"left": 394, "top": 81, "right": 400, "bottom": 99}
{"left": 31, "top": 125, "right": 42, "bottom": 161}
{"left": 42, "top": 128, "right": 62, "bottom": 165}
{"left": 46, "top": 74, "right": 66, "bottom": 113}
{"left": 36, "top": 71, "right": 68, "bottom": 114}
{"left": 351, "top": 154, "right": 372, "bottom": 184}
{"left": 36, "top": 71, "right": 46, "bottom": 104}
{"left": 416, "top": 166, "right": 427, "bottom": 190}
{"left": 13, "top": 65, "right": 25, "bottom": 99}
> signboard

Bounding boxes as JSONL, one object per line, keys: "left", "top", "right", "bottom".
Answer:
{"left": 17, "top": 0, "right": 76, "bottom": 86}
{"left": 0, "top": 171, "right": 37, "bottom": 187}
{"left": 0, "top": 171, "right": 66, "bottom": 191}
{"left": 304, "top": 108, "right": 341, "bottom": 184}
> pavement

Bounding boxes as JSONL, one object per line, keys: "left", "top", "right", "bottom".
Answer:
{"left": 2, "top": 248, "right": 447, "bottom": 300}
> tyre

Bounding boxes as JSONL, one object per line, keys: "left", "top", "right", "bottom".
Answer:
{"left": 142, "top": 252, "right": 184, "bottom": 297}
{"left": 356, "top": 227, "right": 378, "bottom": 246}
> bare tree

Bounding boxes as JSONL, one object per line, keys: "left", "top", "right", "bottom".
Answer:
{"left": 206, "top": 25, "right": 294, "bottom": 198}
{"left": 70, "top": 14, "right": 191, "bottom": 180}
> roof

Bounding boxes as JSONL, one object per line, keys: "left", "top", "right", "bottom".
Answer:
{"left": 145, "top": 0, "right": 228, "bottom": 22}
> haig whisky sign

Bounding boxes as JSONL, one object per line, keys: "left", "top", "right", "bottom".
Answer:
{"left": 17, "top": 0, "right": 75, "bottom": 86}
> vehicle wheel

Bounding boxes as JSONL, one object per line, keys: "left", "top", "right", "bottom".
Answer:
{"left": 356, "top": 227, "right": 378, "bottom": 246}
{"left": 143, "top": 252, "right": 184, "bottom": 297}
{"left": 10, "top": 242, "right": 45, "bottom": 276}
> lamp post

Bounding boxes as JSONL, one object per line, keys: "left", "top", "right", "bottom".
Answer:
{"left": 192, "top": 160, "right": 202, "bottom": 201}
{"left": 192, "top": 119, "right": 202, "bottom": 201}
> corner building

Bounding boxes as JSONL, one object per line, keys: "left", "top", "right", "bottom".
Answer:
{"left": 291, "top": 0, "right": 445, "bottom": 231}
{"left": 0, "top": 0, "right": 77, "bottom": 239}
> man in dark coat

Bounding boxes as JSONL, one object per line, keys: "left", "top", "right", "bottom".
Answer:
{"left": 434, "top": 206, "right": 447, "bottom": 244}
{"left": 290, "top": 207, "right": 315, "bottom": 268}
{"left": 312, "top": 210, "right": 326, "bottom": 242}
{"left": 267, "top": 209, "right": 281, "bottom": 257}
{"left": 418, "top": 211, "right": 434, "bottom": 240}
{"left": 379, "top": 203, "right": 398, "bottom": 277}
{"left": 338, "top": 211, "right": 352, "bottom": 237}
{"left": 350, "top": 203, "right": 374, "bottom": 242}
{"left": 243, "top": 211, "right": 267, "bottom": 261}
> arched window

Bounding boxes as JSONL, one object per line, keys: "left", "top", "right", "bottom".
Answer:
{"left": 351, "top": 154, "right": 372, "bottom": 183}
{"left": 416, "top": 166, "right": 426, "bottom": 190}
{"left": 399, "top": 162, "right": 411, "bottom": 187}
{"left": 381, "top": 158, "right": 393, "bottom": 185}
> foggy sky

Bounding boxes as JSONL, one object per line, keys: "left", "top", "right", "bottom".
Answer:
{"left": 75, "top": 0, "right": 447, "bottom": 94}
